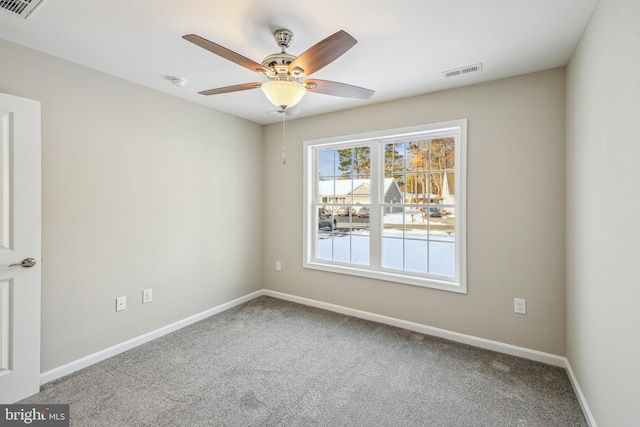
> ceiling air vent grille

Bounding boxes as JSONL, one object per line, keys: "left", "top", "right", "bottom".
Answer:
{"left": 442, "top": 63, "right": 483, "bottom": 78}
{"left": 0, "top": 0, "right": 45, "bottom": 18}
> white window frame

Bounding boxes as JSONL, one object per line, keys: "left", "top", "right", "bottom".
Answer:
{"left": 303, "top": 119, "right": 467, "bottom": 293}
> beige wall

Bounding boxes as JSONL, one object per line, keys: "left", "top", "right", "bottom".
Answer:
{"left": 0, "top": 39, "right": 264, "bottom": 372}
{"left": 2, "top": 3, "right": 635, "bottom": 419}
{"left": 6, "top": 9, "right": 636, "bottom": 421}
{"left": 566, "top": 0, "right": 640, "bottom": 425}
{"left": 263, "top": 69, "right": 566, "bottom": 355}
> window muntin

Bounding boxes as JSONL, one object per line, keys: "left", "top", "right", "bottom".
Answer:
{"left": 303, "top": 120, "right": 466, "bottom": 293}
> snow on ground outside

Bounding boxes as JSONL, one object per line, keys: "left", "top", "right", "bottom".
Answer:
{"left": 317, "top": 228, "right": 455, "bottom": 277}
{"left": 382, "top": 211, "right": 448, "bottom": 226}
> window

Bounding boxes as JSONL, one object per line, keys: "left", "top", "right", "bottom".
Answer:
{"left": 303, "top": 120, "right": 467, "bottom": 293}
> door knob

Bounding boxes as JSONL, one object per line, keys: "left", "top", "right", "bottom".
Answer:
{"left": 9, "top": 258, "right": 37, "bottom": 268}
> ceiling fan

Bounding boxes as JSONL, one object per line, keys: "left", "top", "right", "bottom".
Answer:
{"left": 182, "top": 29, "right": 375, "bottom": 112}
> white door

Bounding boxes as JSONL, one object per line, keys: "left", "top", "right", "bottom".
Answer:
{"left": 0, "top": 93, "right": 41, "bottom": 403}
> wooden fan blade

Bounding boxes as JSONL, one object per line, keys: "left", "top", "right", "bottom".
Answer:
{"left": 198, "top": 82, "right": 262, "bottom": 96}
{"left": 306, "top": 79, "right": 374, "bottom": 100}
{"left": 288, "top": 30, "right": 357, "bottom": 77}
{"left": 183, "top": 34, "right": 270, "bottom": 75}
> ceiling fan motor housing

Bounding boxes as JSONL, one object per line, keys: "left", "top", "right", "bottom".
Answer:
{"left": 273, "top": 29, "right": 293, "bottom": 49}
{"left": 262, "top": 52, "right": 297, "bottom": 77}
{"left": 262, "top": 29, "right": 305, "bottom": 80}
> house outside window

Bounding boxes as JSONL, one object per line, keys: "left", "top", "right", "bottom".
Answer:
{"left": 303, "top": 120, "right": 467, "bottom": 293}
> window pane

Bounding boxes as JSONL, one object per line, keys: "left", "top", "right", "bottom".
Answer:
{"left": 428, "top": 213, "right": 455, "bottom": 278}
{"left": 317, "top": 207, "right": 336, "bottom": 232}
{"left": 317, "top": 212, "right": 371, "bottom": 266}
{"left": 337, "top": 147, "right": 370, "bottom": 178}
{"left": 383, "top": 207, "right": 429, "bottom": 234}
{"left": 351, "top": 235, "right": 369, "bottom": 265}
{"left": 332, "top": 231, "right": 350, "bottom": 263}
{"left": 382, "top": 237, "right": 403, "bottom": 270}
{"left": 429, "top": 214, "right": 454, "bottom": 239}
{"left": 381, "top": 205, "right": 455, "bottom": 275}
{"left": 383, "top": 174, "right": 404, "bottom": 205}
{"left": 352, "top": 208, "right": 370, "bottom": 265}
{"left": 335, "top": 205, "right": 355, "bottom": 220}
{"left": 429, "top": 172, "right": 455, "bottom": 205}
{"left": 405, "top": 173, "right": 429, "bottom": 204}
{"left": 406, "top": 140, "right": 429, "bottom": 172}
{"left": 384, "top": 142, "right": 406, "bottom": 173}
{"left": 318, "top": 149, "right": 339, "bottom": 179}
{"left": 383, "top": 206, "right": 404, "bottom": 237}
{"left": 429, "top": 241, "right": 455, "bottom": 276}
{"left": 405, "top": 238, "right": 428, "bottom": 273}
{"left": 316, "top": 232, "right": 333, "bottom": 260}
{"left": 318, "top": 180, "right": 335, "bottom": 205}
{"left": 353, "top": 174, "right": 371, "bottom": 205}
{"left": 355, "top": 205, "right": 370, "bottom": 220}
{"left": 431, "top": 137, "right": 455, "bottom": 170}
{"left": 406, "top": 207, "right": 428, "bottom": 236}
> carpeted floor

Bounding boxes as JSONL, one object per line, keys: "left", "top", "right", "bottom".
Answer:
{"left": 21, "top": 296, "right": 587, "bottom": 426}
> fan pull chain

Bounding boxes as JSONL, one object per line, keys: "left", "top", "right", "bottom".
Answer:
{"left": 282, "top": 111, "right": 287, "bottom": 165}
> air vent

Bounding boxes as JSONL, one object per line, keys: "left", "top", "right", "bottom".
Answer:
{"left": 0, "top": 0, "right": 45, "bottom": 18}
{"left": 442, "top": 63, "right": 483, "bottom": 78}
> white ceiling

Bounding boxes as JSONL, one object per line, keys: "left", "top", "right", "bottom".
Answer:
{"left": 0, "top": 0, "right": 597, "bottom": 125}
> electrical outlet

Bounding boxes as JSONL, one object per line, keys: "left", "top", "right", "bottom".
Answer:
{"left": 514, "top": 298, "right": 526, "bottom": 314}
{"left": 143, "top": 288, "right": 152, "bottom": 304}
{"left": 275, "top": 261, "right": 282, "bottom": 271}
{"left": 116, "top": 296, "right": 127, "bottom": 312}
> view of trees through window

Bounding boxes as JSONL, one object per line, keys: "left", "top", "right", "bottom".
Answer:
{"left": 313, "top": 135, "right": 457, "bottom": 277}
{"left": 382, "top": 138, "right": 455, "bottom": 276}
{"left": 304, "top": 120, "right": 465, "bottom": 291}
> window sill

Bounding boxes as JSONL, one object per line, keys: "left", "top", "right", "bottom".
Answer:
{"left": 303, "top": 260, "right": 467, "bottom": 294}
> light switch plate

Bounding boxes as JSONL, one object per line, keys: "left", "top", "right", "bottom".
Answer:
{"left": 514, "top": 298, "right": 526, "bottom": 314}
{"left": 143, "top": 289, "right": 152, "bottom": 304}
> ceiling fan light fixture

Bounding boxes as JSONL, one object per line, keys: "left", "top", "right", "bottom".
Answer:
{"left": 261, "top": 80, "right": 306, "bottom": 110}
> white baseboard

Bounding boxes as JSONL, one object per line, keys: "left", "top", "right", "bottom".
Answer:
{"left": 42, "top": 288, "right": 568, "bottom": 386}
{"left": 263, "top": 289, "right": 567, "bottom": 367}
{"left": 41, "top": 288, "right": 592, "bottom": 425}
{"left": 565, "top": 360, "right": 597, "bottom": 427}
{"left": 39, "top": 290, "right": 265, "bottom": 385}
{"left": 265, "top": 290, "right": 598, "bottom": 423}
{"left": 40, "top": 289, "right": 584, "bottom": 408}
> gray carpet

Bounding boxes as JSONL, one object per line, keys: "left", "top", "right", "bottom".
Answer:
{"left": 22, "top": 296, "right": 587, "bottom": 426}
